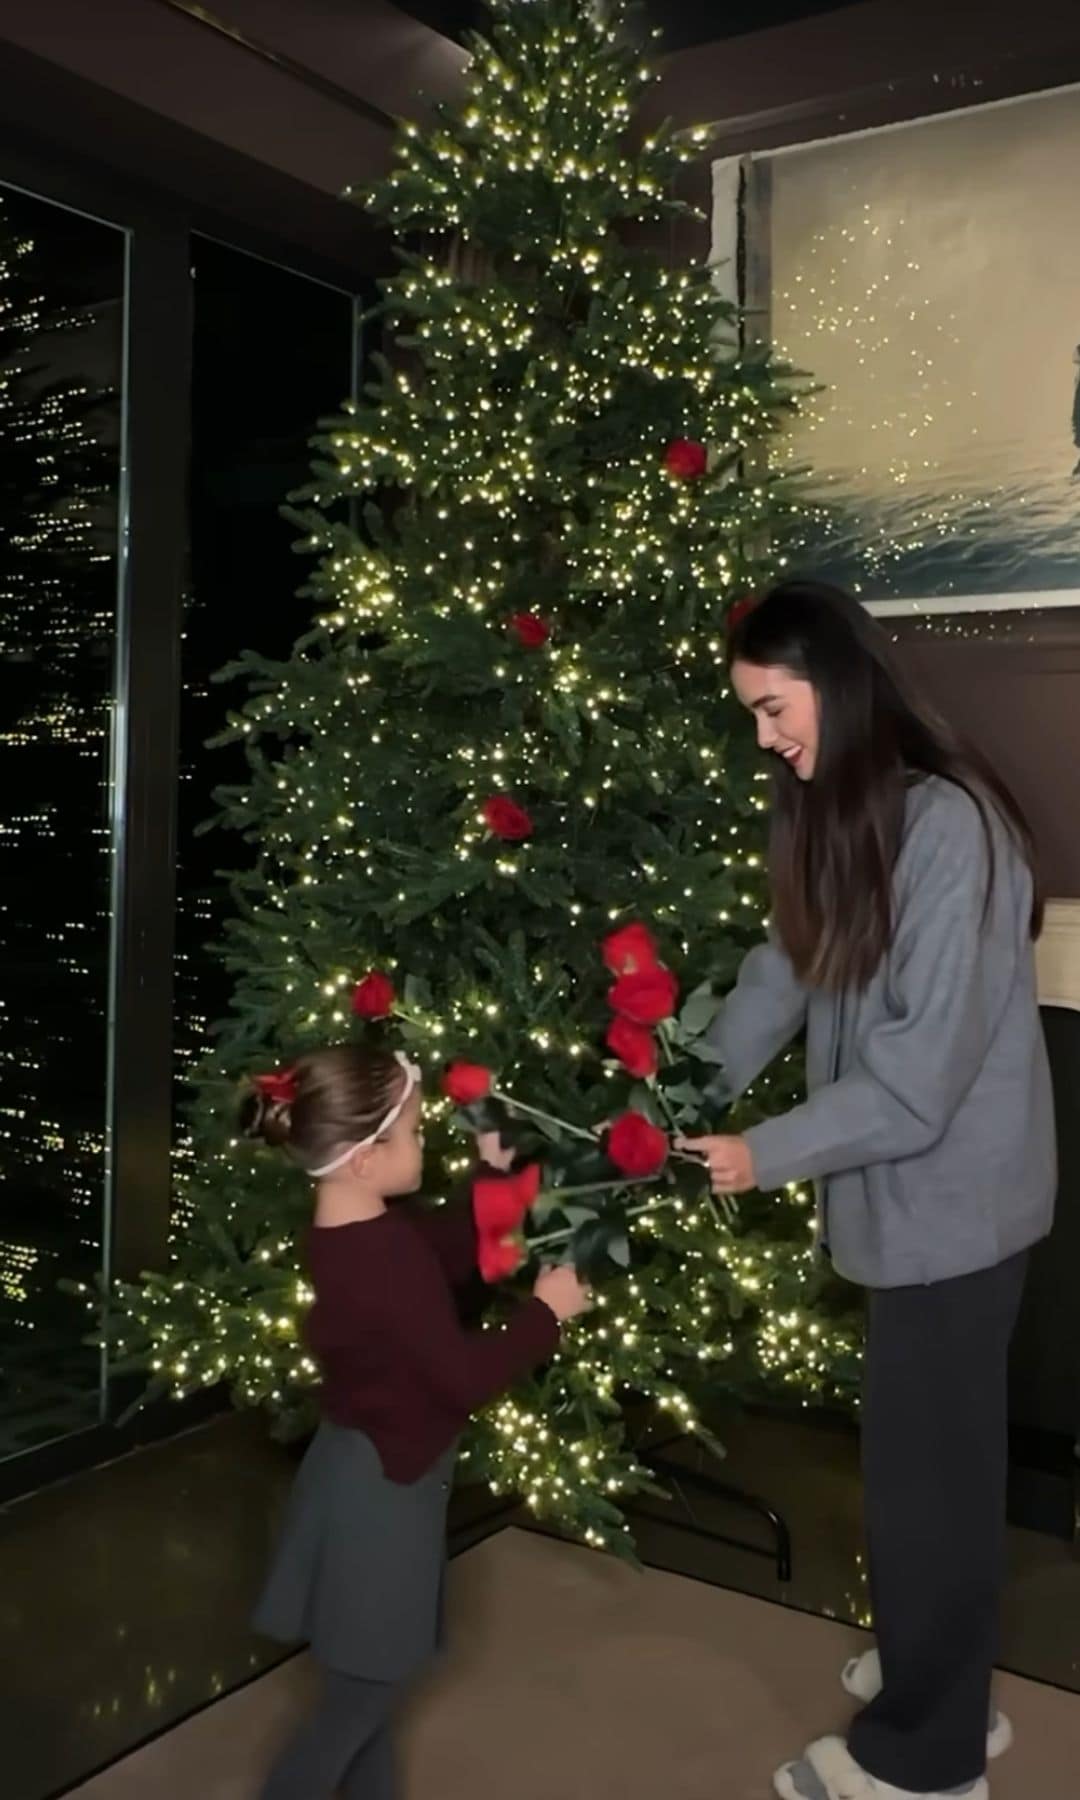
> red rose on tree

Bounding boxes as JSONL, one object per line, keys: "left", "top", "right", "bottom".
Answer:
{"left": 351, "top": 971, "right": 396, "bottom": 1018}
{"left": 727, "top": 595, "right": 758, "bottom": 633}
{"left": 664, "top": 438, "right": 708, "bottom": 479}
{"left": 605, "top": 1017, "right": 658, "bottom": 1079}
{"left": 441, "top": 1062, "right": 493, "bottom": 1106}
{"left": 608, "top": 965, "right": 678, "bottom": 1024}
{"left": 508, "top": 612, "right": 551, "bottom": 649}
{"left": 482, "top": 795, "right": 534, "bottom": 842}
{"left": 601, "top": 921, "right": 660, "bottom": 976}
{"left": 606, "top": 1112, "right": 669, "bottom": 1178}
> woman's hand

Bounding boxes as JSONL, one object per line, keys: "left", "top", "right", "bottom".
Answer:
{"left": 675, "top": 1134, "right": 757, "bottom": 1194}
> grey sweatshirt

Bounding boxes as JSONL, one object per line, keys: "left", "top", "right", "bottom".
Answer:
{"left": 704, "top": 776, "right": 1056, "bottom": 1288}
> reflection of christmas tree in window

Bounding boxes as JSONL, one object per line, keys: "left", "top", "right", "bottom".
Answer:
{"left": 0, "top": 191, "right": 119, "bottom": 1446}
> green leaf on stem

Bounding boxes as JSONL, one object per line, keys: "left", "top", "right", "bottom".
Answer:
{"left": 608, "top": 1233, "right": 631, "bottom": 1269}
{"left": 679, "top": 980, "right": 719, "bottom": 1037}
{"left": 458, "top": 1096, "right": 511, "bottom": 1135}
{"left": 571, "top": 1216, "right": 630, "bottom": 1281}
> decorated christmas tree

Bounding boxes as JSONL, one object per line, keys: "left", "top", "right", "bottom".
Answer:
{"left": 115, "top": 0, "right": 858, "bottom": 1550}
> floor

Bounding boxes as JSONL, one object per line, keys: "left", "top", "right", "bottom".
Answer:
{"left": 2, "top": 1407, "right": 1079, "bottom": 1800}
{"left": 629, "top": 1411, "right": 1080, "bottom": 1692}
{"left": 0, "top": 1413, "right": 510, "bottom": 1800}
{"left": 66, "top": 1529, "right": 1080, "bottom": 1800}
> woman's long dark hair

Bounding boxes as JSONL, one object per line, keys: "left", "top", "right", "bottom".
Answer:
{"left": 727, "top": 580, "right": 1042, "bottom": 990}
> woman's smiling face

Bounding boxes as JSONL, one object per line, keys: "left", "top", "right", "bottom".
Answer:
{"left": 730, "top": 658, "right": 820, "bottom": 781}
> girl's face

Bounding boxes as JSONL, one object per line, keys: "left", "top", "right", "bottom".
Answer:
{"left": 367, "top": 1085, "right": 425, "bottom": 1196}
{"left": 731, "top": 658, "right": 819, "bottom": 781}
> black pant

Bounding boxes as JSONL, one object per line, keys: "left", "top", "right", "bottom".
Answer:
{"left": 849, "top": 1252, "right": 1027, "bottom": 1793}
{"left": 259, "top": 1667, "right": 401, "bottom": 1800}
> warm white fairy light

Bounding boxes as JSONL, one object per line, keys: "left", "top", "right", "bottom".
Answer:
{"left": 108, "top": 0, "right": 855, "bottom": 1556}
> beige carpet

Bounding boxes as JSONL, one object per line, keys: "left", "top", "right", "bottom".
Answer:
{"left": 70, "top": 1527, "right": 1080, "bottom": 1800}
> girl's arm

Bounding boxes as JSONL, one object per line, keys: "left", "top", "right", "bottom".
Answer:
{"left": 393, "top": 1232, "right": 559, "bottom": 1414}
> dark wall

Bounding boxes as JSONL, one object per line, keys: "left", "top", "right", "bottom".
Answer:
{"left": 890, "top": 618, "right": 1080, "bottom": 898}
{"left": 1011, "top": 1008, "right": 1080, "bottom": 1442}
{"left": 649, "top": 0, "right": 1080, "bottom": 151}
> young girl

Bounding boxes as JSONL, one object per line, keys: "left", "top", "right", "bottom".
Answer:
{"left": 244, "top": 1044, "right": 589, "bottom": 1800}
{"left": 680, "top": 581, "right": 1054, "bottom": 1800}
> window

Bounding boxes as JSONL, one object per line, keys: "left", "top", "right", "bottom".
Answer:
{"left": 173, "top": 238, "right": 359, "bottom": 1225}
{"left": 0, "top": 183, "right": 127, "bottom": 1457}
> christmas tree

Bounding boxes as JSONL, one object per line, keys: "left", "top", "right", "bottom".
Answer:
{"left": 115, "top": 0, "right": 858, "bottom": 1550}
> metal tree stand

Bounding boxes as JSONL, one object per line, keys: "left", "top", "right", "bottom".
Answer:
{"left": 637, "top": 1430, "right": 793, "bottom": 1585}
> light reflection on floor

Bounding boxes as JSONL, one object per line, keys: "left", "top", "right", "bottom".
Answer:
{"left": 2, "top": 1408, "right": 1077, "bottom": 1800}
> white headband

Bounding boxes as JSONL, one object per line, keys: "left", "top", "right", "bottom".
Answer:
{"left": 307, "top": 1052, "right": 422, "bottom": 1179}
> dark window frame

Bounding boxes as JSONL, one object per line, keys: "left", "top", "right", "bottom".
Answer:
{"left": 0, "top": 108, "right": 372, "bottom": 1503}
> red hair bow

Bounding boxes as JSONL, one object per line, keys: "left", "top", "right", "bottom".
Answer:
{"left": 254, "top": 1068, "right": 298, "bottom": 1107}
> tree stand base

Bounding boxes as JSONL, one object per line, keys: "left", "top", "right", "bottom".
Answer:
{"left": 638, "top": 1433, "right": 793, "bottom": 1585}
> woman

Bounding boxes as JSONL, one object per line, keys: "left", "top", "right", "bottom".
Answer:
{"left": 679, "top": 581, "right": 1055, "bottom": 1800}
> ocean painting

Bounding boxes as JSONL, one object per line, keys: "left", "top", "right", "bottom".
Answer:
{"left": 754, "top": 86, "right": 1080, "bottom": 608}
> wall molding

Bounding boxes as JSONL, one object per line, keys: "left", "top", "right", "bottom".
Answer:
{"left": 1037, "top": 900, "right": 1080, "bottom": 1013}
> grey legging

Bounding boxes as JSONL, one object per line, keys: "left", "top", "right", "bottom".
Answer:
{"left": 260, "top": 1668, "right": 401, "bottom": 1800}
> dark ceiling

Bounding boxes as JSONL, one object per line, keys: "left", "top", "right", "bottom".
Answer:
{"left": 392, "top": 0, "right": 862, "bottom": 55}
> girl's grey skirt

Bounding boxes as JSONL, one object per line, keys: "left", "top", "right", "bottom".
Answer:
{"left": 253, "top": 1421, "right": 456, "bottom": 1682}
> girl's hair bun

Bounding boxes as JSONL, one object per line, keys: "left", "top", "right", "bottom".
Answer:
{"left": 238, "top": 1048, "right": 408, "bottom": 1173}
{"left": 237, "top": 1085, "right": 293, "bottom": 1149}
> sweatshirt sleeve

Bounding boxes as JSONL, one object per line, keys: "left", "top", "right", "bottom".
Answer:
{"left": 743, "top": 790, "right": 1022, "bottom": 1190}
{"left": 701, "top": 929, "right": 808, "bottom": 1102}
{"left": 393, "top": 1231, "right": 560, "bottom": 1414}
{"left": 406, "top": 1195, "right": 478, "bottom": 1287}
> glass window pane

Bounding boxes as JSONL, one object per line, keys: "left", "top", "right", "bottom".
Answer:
{"left": 0, "top": 184, "right": 127, "bottom": 1456}
{"left": 174, "top": 239, "right": 357, "bottom": 1227}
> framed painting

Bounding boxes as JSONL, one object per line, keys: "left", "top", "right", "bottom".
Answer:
{"left": 714, "top": 84, "right": 1080, "bottom": 616}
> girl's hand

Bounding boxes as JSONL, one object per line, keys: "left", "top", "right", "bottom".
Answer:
{"left": 534, "top": 1264, "right": 593, "bottom": 1322}
{"left": 475, "top": 1130, "right": 515, "bottom": 1172}
{"left": 675, "top": 1134, "right": 756, "bottom": 1194}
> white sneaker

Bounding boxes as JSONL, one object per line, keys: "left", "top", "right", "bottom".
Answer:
{"left": 841, "top": 1649, "right": 1013, "bottom": 1761}
{"left": 773, "top": 1735, "right": 989, "bottom": 1800}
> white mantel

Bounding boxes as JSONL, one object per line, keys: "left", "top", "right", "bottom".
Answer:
{"left": 1037, "top": 901, "right": 1080, "bottom": 1013}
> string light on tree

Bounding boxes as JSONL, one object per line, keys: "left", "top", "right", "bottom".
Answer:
{"left": 109, "top": 0, "right": 858, "bottom": 1553}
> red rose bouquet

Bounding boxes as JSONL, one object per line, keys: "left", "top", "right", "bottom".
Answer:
{"left": 606, "top": 1111, "right": 669, "bottom": 1178}
{"left": 608, "top": 965, "right": 678, "bottom": 1024}
{"left": 441, "top": 1062, "right": 493, "bottom": 1105}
